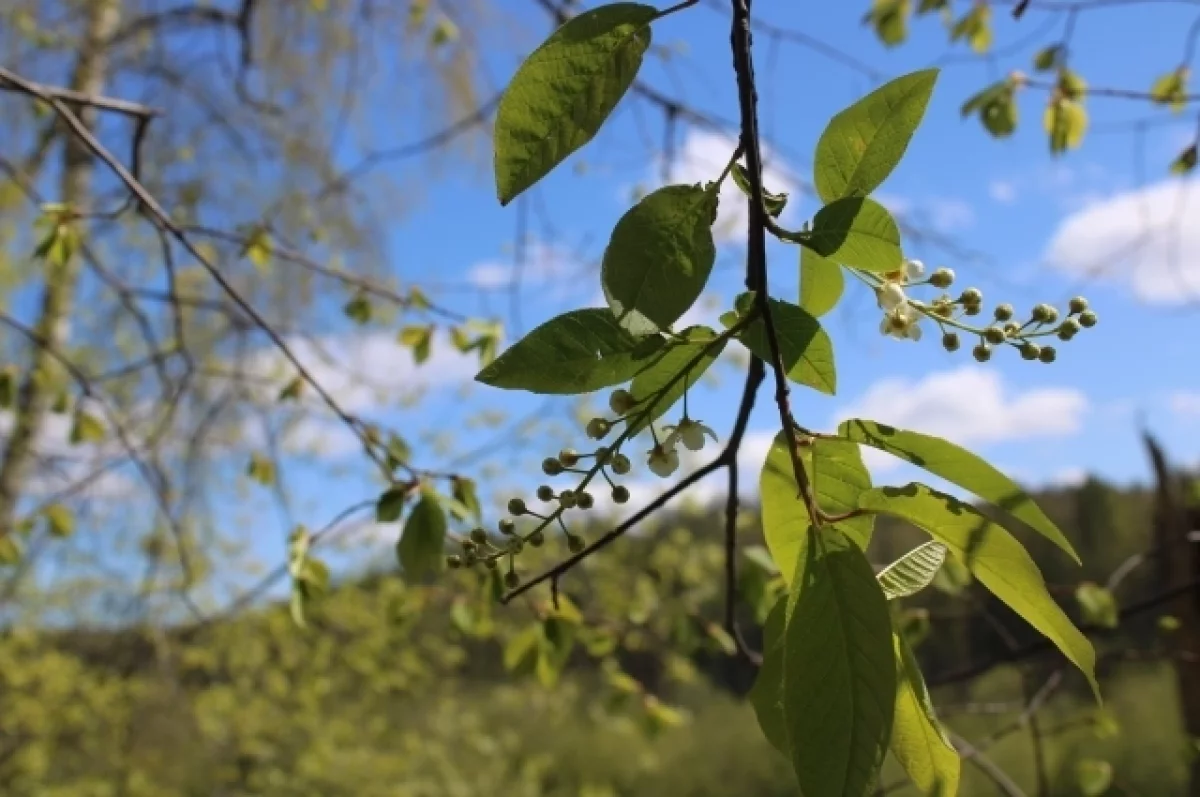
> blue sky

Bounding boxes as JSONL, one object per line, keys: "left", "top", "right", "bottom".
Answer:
{"left": 241, "top": 0, "right": 1200, "bottom": 573}
{"left": 8, "top": 0, "right": 1200, "bottom": 599}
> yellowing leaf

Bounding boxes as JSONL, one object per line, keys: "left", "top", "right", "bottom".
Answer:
{"left": 1044, "top": 98, "right": 1088, "bottom": 155}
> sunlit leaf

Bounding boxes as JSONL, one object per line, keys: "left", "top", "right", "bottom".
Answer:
{"left": 730, "top": 163, "right": 789, "bottom": 216}
{"left": 1045, "top": 98, "right": 1088, "bottom": 155}
{"left": 806, "top": 196, "right": 902, "bottom": 272}
{"left": 891, "top": 623, "right": 960, "bottom": 796}
{"left": 1076, "top": 759, "right": 1113, "bottom": 796}
{"left": 738, "top": 298, "right": 836, "bottom": 395}
{"left": 626, "top": 325, "right": 724, "bottom": 434}
{"left": 1076, "top": 582, "right": 1119, "bottom": 629}
{"left": 493, "top": 3, "right": 657, "bottom": 204}
{"left": 1150, "top": 68, "right": 1188, "bottom": 113}
{"left": 42, "top": 503, "right": 74, "bottom": 538}
{"left": 877, "top": 541, "right": 948, "bottom": 600}
{"left": 799, "top": 247, "right": 844, "bottom": 318}
{"left": 749, "top": 596, "right": 787, "bottom": 755}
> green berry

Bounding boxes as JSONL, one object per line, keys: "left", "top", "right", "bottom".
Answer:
{"left": 960, "top": 288, "right": 983, "bottom": 306}
{"left": 1069, "top": 296, "right": 1088, "bottom": 314}
{"left": 1020, "top": 342, "right": 1041, "bottom": 361}
{"left": 612, "top": 485, "right": 630, "bottom": 504}
{"left": 942, "top": 332, "right": 960, "bottom": 352}
{"left": 576, "top": 491, "right": 594, "bottom": 510}
{"left": 469, "top": 527, "right": 487, "bottom": 545}
{"left": 567, "top": 535, "right": 585, "bottom": 553}
{"left": 963, "top": 303, "right": 981, "bottom": 316}
{"left": 1003, "top": 321, "right": 1022, "bottom": 337}
{"left": 529, "top": 530, "right": 545, "bottom": 547}
{"left": 463, "top": 552, "right": 478, "bottom": 567}
{"left": 972, "top": 343, "right": 991, "bottom": 362}
{"left": 484, "top": 557, "right": 498, "bottom": 570}
{"left": 993, "top": 303, "right": 1014, "bottom": 322}
{"left": 498, "top": 518, "right": 516, "bottom": 535}
{"left": 1031, "top": 303, "right": 1058, "bottom": 324}
{"left": 541, "top": 457, "right": 563, "bottom": 476}
{"left": 536, "top": 485, "right": 554, "bottom": 502}
{"left": 509, "top": 538, "right": 524, "bottom": 554}
{"left": 1038, "top": 346, "right": 1057, "bottom": 363}
{"left": 1078, "top": 310, "right": 1097, "bottom": 328}
{"left": 929, "top": 268, "right": 955, "bottom": 289}
{"left": 610, "top": 453, "right": 631, "bottom": 475}
{"left": 1057, "top": 318, "right": 1081, "bottom": 340}
{"left": 586, "top": 418, "right": 611, "bottom": 440}
{"left": 558, "top": 448, "right": 580, "bottom": 467}
{"left": 504, "top": 571, "right": 520, "bottom": 589}
{"left": 984, "top": 326, "right": 1006, "bottom": 345}
{"left": 507, "top": 497, "right": 526, "bottom": 516}
{"left": 447, "top": 554, "right": 463, "bottom": 569}
{"left": 461, "top": 540, "right": 476, "bottom": 554}
{"left": 609, "top": 389, "right": 635, "bottom": 415}
{"left": 559, "top": 489, "right": 577, "bottom": 509}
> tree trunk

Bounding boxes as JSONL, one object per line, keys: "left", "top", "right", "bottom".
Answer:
{"left": 0, "top": 1, "right": 121, "bottom": 536}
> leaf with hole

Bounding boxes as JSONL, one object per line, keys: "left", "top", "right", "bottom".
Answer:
{"left": 476, "top": 308, "right": 662, "bottom": 394}
{"left": 858, "top": 484, "right": 1098, "bottom": 696}
{"left": 602, "top": 184, "right": 718, "bottom": 335}
{"left": 814, "top": 68, "right": 938, "bottom": 202}
{"left": 493, "top": 3, "right": 657, "bottom": 205}
{"left": 877, "top": 541, "right": 948, "bottom": 600}
{"left": 783, "top": 526, "right": 894, "bottom": 797}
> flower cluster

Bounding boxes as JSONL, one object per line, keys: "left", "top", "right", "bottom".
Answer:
{"left": 870, "top": 257, "right": 1096, "bottom": 364}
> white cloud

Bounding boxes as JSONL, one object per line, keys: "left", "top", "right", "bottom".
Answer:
{"left": 1170, "top": 391, "right": 1200, "bottom": 418}
{"left": 1044, "top": 177, "right": 1200, "bottom": 302}
{"left": 658, "top": 129, "right": 802, "bottom": 243}
{"left": 989, "top": 179, "right": 1017, "bottom": 204}
{"left": 465, "top": 241, "right": 582, "bottom": 291}
{"left": 834, "top": 366, "right": 1088, "bottom": 472}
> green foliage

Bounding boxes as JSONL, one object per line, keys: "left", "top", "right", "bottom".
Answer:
{"left": 813, "top": 69, "right": 937, "bottom": 202}
{"left": 1045, "top": 97, "right": 1088, "bottom": 155}
{"left": 749, "top": 597, "right": 787, "bottom": 754}
{"left": 376, "top": 486, "right": 409, "bottom": 523}
{"left": 806, "top": 197, "right": 902, "bottom": 272}
{"left": 627, "top": 326, "right": 724, "bottom": 434}
{"left": 475, "top": 309, "right": 661, "bottom": 394}
{"left": 949, "top": 3, "right": 992, "bottom": 54}
{"left": 877, "top": 541, "right": 948, "bottom": 600}
{"left": 737, "top": 298, "right": 836, "bottom": 394}
{"left": 1150, "top": 68, "right": 1189, "bottom": 113}
{"left": 1171, "top": 143, "right": 1198, "bottom": 175}
{"left": 890, "top": 626, "right": 960, "bottom": 796}
{"left": 42, "top": 503, "right": 74, "bottom": 539}
{"left": 864, "top": 0, "right": 911, "bottom": 47}
{"left": 799, "top": 247, "right": 844, "bottom": 318}
{"left": 396, "top": 490, "right": 447, "bottom": 579}
{"left": 1077, "top": 758, "right": 1114, "bottom": 796}
{"left": 492, "top": 3, "right": 657, "bottom": 205}
{"left": 961, "top": 79, "right": 1018, "bottom": 138}
{"left": 730, "top": 163, "right": 789, "bottom": 216}
{"left": 858, "top": 484, "right": 1098, "bottom": 695}
{"left": 782, "top": 527, "right": 894, "bottom": 797}
{"left": 1076, "top": 581, "right": 1119, "bottom": 629}
{"left": 246, "top": 452, "right": 276, "bottom": 486}
{"left": 601, "top": 184, "right": 718, "bottom": 335}
{"left": 69, "top": 407, "right": 105, "bottom": 445}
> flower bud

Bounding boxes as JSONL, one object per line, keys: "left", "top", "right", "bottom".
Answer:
{"left": 447, "top": 554, "right": 463, "bottom": 569}
{"left": 498, "top": 518, "right": 516, "bottom": 535}
{"left": 609, "top": 389, "right": 636, "bottom": 415}
{"left": 507, "top": 497, "right": 527, "bottom": 516}
{"left": 576, "top": 491, "right": 594, "bottom": 510}
{"left": 1020, "top": 342, "right": 1041, "bottom": 361}
{"left": 567, "top": 534, "right": 585, "bottom": 553}
{"left": 504, "top": 571, "right": 520, "bottom": 589}
{"left": 1003, "top": 321, "right": 1021, "bottom": 338}
{"left": 536, "top": 485, "right": 555, "bottom": 502}
{"left": 1032, "top": 303, "right": 1058, "bottom": 324}
{"left": 1078, "top": 310, "right": 1097, "bottom": 328}
{"left": 611, "top": 453, "right": 631, "bottom": 475}
{"left": 469, "top": 527, "right": 487, "bottom": 545}
{"left": 612, "top": 485, "right": 630, "bottom": 504}
{"left": 1069, "top": 296, "right": 1088, "bottom": 314}
{"left": 963, "top": 304, "right": 981, "bottom": 316}
{"left": 930, "top": 268, "right": 955, "bottom": 289}
{"left": 558, "top": 448, "right": 580, "bottom": 467}
{"left": 462, "top": 540, "right": 476, "bottom": 554}
{"left": 586, "top": 418, "right": 611, "bottom": 440}
{"left": 942, "top": 332, "right": 960, "bottom": 352}
{"left": 559, "top": 489, "right": 577, "bottom": 509}
{"left": 972, "top": 343, "right": 992, "bottom": 362}
{"left": 1057, "top": 318, "right": 1080, "bottom": 340}
{"left": 1038, "top": 345, "right": 1057, "bottom": 363}
{"left": 960, "top": 288, "right": 983, "bottom": 306}
{"left": 484, "top": 557, "right": 498, "bottom": 570}
{"left": 529, "top": 530, "right": 545, "bottom": 547}
{"left": 541, "top": 457, "right": 563, "bottom": 476}
{"left": 984, "top": 326, "right": 1006, "bottom": 345}
{"left": 994, "top": 303, "right": 1014, "bottom": 322}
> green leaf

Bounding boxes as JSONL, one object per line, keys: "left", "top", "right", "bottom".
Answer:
{"left": 601, "top": 184, "right": 718, "bottom": 335}
{"left": 42, "top": 503, "right": 74, "bottom": 538}
{"left": 917, "top": 0, "right": 947, "bottom": 14}
{"left": 738, "top": 299, "right": 836, "bottom": 395}
{"left": 806, "top": 197, "right": 902, "bottom": 272}
{"left": 242, "top": 227, "right": 272, "bottom": 270}
{"left": 838, "top": 419, "right": 1080, "bottom": 562}
{"left": 452, "top": 477, "right": 483, "bottom": 523}
{"left": 537, "top": 616, "right": 577, "bottom": 687}
{"left": 813, "top": 69, "right": 938, "bottom": 203}
{"left": 246, "top": 453, "right": 276, "bottom": 486}
{"left": 0, "top": 365, "right": 16, "bottom": 409}
{"left": 877, "top": 541, "right": 948, "bottom": 600}
{"left": 375, "top": 486, "right": 408, "bottom": 523}
{"left": 1150, "top": 69, "right": 1188, "bottom": 113}
{"left": 493, "top": 3, "right": 657, "bottom": 205}
{"left": 504, "top": 623, "right": 542, "bottom": 676}
{"left": 1076, "top": 759, "right": 1113, "bottom": 796}
{"left": 277, "top": 376, "right": 303, "bottom": 402}
{"left": 749, "top": 596, "right": 787, "bottom": 755}
{"left": 70, "top": 408, "right": 105, "bottom": 445}
{"left": 857, "top": 484, "right": 1098, "bottom": 695}
{"left": 475, "top": 309, "right": 662, "bottom": 394}
{"left": 1045, "top": 98, "right": 1088, "bottom": 155}
{"left": 950, "top": 4, "right": 991, "bottom": 53}
{"left": 864, "top": 0, "right": 910, "bottom": 47}
{"left": 799, "top": 247, "right": 844, "bottom": 318}
{"left": 890, "top": 624, "right": 960, "bottom": 797}
{"left": 783, "top": 527, "right": 894, "bottom": 797}
{"left": 343, "top": 293, "right": 372, "bottom": 324}
{"left": 961, "top": 80, "right": 1018, "bottom": 139}
{"left": 1076, "top": 582, "right": 1119, "bottom": 629}
{"left": 1171, "top": 143, "right": 1199, "bottom": 175}
{"left": 760, "top": 432, "right": 874, "bottom": 579}
{"left": 396, "top": 490, "right": 447, "bottom": 579}
{"left": 730, "top": 163, "right": 789, "bottom": 216}
{"left": 0, "top": 535, "right": 20, "bottom": 565}
{"left": 626, "top": 325, "right": 724, "bottom": 434}
{"left": 1033, "top": 44, "right": 1063, "bottom": 72}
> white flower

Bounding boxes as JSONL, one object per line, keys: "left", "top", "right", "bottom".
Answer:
{"left": 647, "top": 443, "right": 680, "bottom": 478}
{"left": 903, "top": 258, "right": 925, "bottom": 281}
{"left": 879, "top": 303, "right": 923, "bottom": 341}
{"left": 878, "top": 281, "right": 907, "bottom": 311}
{"left": 665, "top": 418, "right": 717, "bottom": 452}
